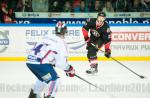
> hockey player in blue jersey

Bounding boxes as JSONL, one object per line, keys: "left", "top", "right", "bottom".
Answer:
{"left": 26, "top": 21, "right": 75, "bottom": 98}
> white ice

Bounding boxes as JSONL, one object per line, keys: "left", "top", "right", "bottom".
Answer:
{"left": 0, "top": 61, "right": 150, "bottom": 98}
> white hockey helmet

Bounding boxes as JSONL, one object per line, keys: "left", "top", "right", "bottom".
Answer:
{"left": 55, "top": 21, "right": 67, "bottom": 35}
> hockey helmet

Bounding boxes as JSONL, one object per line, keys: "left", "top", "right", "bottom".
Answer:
{"left": 55, "top": 21, "right": 67, "bottom": 35}
{"left": 97, "top": 12, "right": 106, "bottom": 22}
{"left": 97, "top": 12, "right": 106, "bottom": 17}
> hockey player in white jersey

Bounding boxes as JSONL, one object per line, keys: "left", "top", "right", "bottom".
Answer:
{"left": 26, "top": 21, "right": 75, "bottom": 98}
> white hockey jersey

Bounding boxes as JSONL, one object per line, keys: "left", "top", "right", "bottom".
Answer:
{"left": 26, "top": 35, "right": 69, "bottom": 70}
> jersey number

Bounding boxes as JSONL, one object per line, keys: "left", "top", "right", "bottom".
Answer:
{"left": 33, "top": 44, "right": 43, "bottom": 55}
{"left": 91, "top": 30, "right": 100, "bottom": 37}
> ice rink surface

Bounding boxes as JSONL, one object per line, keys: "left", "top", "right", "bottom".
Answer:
{"left": 0, "top": 61, "right": 150, "bottom": 98}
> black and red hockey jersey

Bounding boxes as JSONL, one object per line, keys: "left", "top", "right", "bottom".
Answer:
{"left": 82, "top": 18, "right": 111, "bottom": 49}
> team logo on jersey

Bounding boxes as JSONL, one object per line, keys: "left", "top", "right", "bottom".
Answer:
{"left": 91, "top": 29, "right": 100, "bottom": 37}
{"left": 0, "top": 31, "right": 9, "bottom": 53}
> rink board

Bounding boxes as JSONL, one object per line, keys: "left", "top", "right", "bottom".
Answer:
{"left": 0, "top": 24, "right": 150, "bottom": 98}
{"left": 0, "top": 24, "right": 150, "bottom": 61}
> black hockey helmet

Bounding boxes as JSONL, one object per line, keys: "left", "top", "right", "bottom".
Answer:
{"left": 55, "top": 21, "right": 67, "bottom": 35}
{"left": 97, "top": 12, "right": 106, "bottom": 17}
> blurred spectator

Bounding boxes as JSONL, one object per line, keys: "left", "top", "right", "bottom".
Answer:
{"left": 0, "top": 0, "right": 9, "bottom": 23}
{"left": 141, "top": 0, "right": 150, "bottom": 8}
{"left": 24, "top": 0, "right": 33, "bottom": 12}
{"left": 85, "top": 0, "right": 93, "bottom": 12}
{"left": 74, "top": 0, "right": 89, "bottom": 12}
{"left": 16, "top": 0, "right": 24, "bottom": 12}
{"left": 102, "top": 0, "right": 114, "bottom": 13}
{"left": 3, "top": 8, "right": 16, "bottom": 23}
{"left": 130, "top": 0, "right": 143, "bottom": 12}
{"left": 0, "top": 0, "right": 16, "bottom": 23}
{"left": 63, "top": 1, "right": 73, "bottom": 12}
{"left": 84, "top": 0, "right": 92, "bottom": 6}
{"left": 113, "top": 0, "right": 128, "bottom": 12}
{"left": 3, "top": 0, "right": 15, "bottom": 11}
{"left": 141, "top": 0, "right": 150, "bottom": 11}
{"left": 99, "top": 0, "right": 106, "bottom": 9}
{"left": 91, "top": 0, "right": 102, "bottom": 12}
{"left": 49, "top": 0, "right": 64, "bottom": 12}
{"left": 73, "top": 0, "right": 81, "bottom": 9}
{"left": 32, "top": 0, "right": 48, "bottom": 12}
{"left": 49, "top": 0, "right": 60, "bottom": 12}
{"left": 0, "top": 0, "right": 8, "bottom": 14}
{"left": 1, "top": 0, "right": 150, "bottom": 13}
{"left": 8, "top": 0, "right": 19, "bottom": 12}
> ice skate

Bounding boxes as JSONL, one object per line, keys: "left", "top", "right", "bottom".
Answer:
{"left": 86, "top": 63, "right": 98, "bottom": 74}
{"left": 86, "top": 67, "right": 98, "bottom": 74}
{"left": 28, "top": 89, "right": 36, "bottom": 98}
{"left": 28, "top": 89, "right": 42, "bottom": 98}
{"left": 44, "top": 95, "right": 54, "bottom": 98}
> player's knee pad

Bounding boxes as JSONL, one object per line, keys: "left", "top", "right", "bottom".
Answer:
{"left": 42, "top": 73, "right": 52, "bottom": 83}
{"left": 42, "top": 73, "right": 59, "bottom": 84}
{"left": 87, "top": 50, "right": 97, "bottom": 60}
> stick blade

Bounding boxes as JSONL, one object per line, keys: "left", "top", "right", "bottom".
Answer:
{"left": 140, "top": 76, "right": 146, "bottom": 79}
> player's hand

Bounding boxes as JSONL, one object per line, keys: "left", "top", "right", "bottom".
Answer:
{"left": 105, "top": 49, "right": 111, "bottom": 58}
{"left": 65, "top": 65, "right": 75, "bottom": 77}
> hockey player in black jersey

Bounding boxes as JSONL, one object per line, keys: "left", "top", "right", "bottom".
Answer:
{"left": 82, "top": 12, "right": 112, "bottom": 74}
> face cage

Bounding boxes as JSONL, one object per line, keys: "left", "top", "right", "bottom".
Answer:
{"left": 55, "top": 27, "right": 67, "bottom": 35}
{"left": 97, "top": 16, "right": 106, "bottom": 23}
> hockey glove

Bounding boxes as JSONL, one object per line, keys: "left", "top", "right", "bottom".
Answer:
{"left": 65, "top": 65, "right": 75, "bottom": 77}
{"left": 86, "top": 38, "right": 90, "bottom": 43}
{"left": 105, "top": 49, "right": 111, "bottom": 58}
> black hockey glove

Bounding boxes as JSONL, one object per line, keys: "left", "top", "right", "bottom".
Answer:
{"left": 105, "top": 49, "right": 111, "bottom": 58}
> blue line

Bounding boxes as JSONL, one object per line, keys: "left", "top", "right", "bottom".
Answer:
{"left": 0, "top": 23, "right": 150, "bottom": 27}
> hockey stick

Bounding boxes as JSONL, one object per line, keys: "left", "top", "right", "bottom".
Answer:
{"left": 75, "top": 74, "right": 115, "bottom": 98}
{"left": 90, "top": 43, "right": 146, "bottom": 79}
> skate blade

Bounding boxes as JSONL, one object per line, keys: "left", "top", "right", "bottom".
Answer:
{"left": 85, "top": 72, "right": 98, "bottom": 76}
